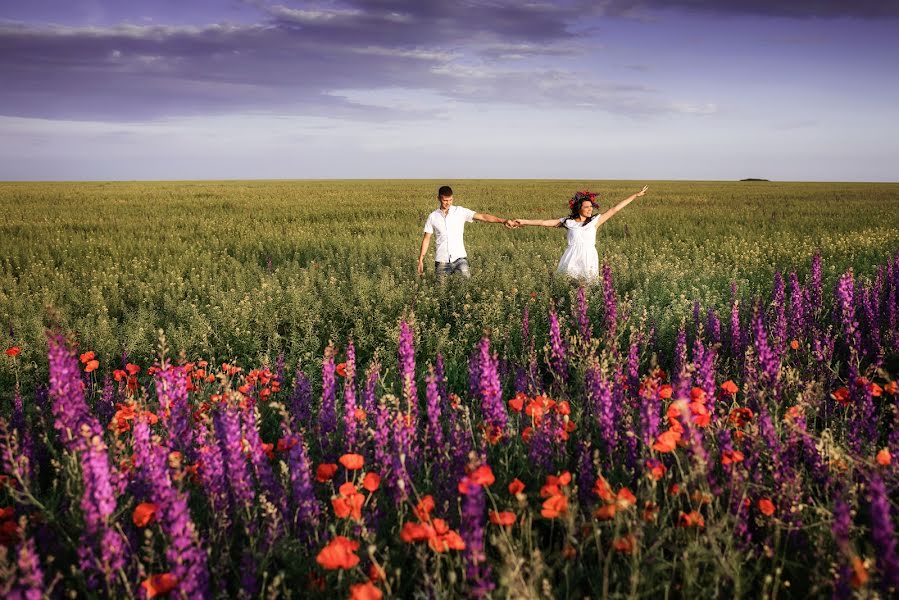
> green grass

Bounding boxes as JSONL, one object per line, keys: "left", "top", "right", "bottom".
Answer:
{"left": 1, "top": 179, "right": 897, "bottom": 385}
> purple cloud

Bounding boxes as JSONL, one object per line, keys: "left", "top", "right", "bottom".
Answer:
{"left": 0, "top": 1, "right": 671, "bottom": 121}
{"left": 602, "top": 0, "right": 899, "bottom": 19}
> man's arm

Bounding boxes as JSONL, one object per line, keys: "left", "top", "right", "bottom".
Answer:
{"left": 417, "top": 232, "right": 432, "bottom": 276}
{"left": 516, "top": 218, "right": 563, "bottom": 227}
{"left": 473, "top": 213, "right": 517, "bottom": 228}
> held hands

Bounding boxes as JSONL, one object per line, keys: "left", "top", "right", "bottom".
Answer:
{"left": 503, "top": 219, "right": 520, "bottom": 229}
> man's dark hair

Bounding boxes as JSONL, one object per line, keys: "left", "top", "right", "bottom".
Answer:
{"left": 438, "top": 185, "right": 453, "bottom": 198}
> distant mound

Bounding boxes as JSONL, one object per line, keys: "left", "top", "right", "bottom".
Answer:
{"left": 740, "top": 178, "right": 770, "bottom": 182}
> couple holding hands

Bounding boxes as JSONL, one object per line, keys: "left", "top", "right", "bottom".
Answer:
{"left": 417, "top": 184, "right": 649, "bottom": 282}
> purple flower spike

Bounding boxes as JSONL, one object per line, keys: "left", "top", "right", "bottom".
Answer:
{"left": 289, "top": 368, "right": 313, "bottom": 432}
{"left": 460, "top": 480, "right": 495, "bottom": 598}
{"left": 398, "top": 321, "right": 419, "bottom": 425}
{"left": 869, "top": 475, "right": 899, "bottom": 594}
{"left": 48, "top": 334, "right": 103, "bottom": 452}
{"left": 133, "top": 418, "right": 210, "bottom": 598}
{"left": 548, "top": 308, "right": 568, "bottom": 386}
{"left": 343, "top": 342, "right": 358, "bottom": 451}
{"left": 477, "top": 338, "right": 508, "bottom": 440}
{"left": 156, "top": 365, "right": 195, "bottom": 462}
{"left": 751, "top": 305, "right": 780, "bottom": 389}
{"left": 425, "top": 367, "right": 445, "bottom": 457}
{"left": 318, "top": 346, "right": 339, "bottom": 460}
{"left": 13, "top": 536, "right": 45, "bottom": 598}
{"left": 213, "top": 402, "right": 255, "bottom": 509}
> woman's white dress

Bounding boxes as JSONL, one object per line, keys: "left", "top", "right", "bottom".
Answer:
{"left": 556, "top": 216, "right": 600, "bottom": 281}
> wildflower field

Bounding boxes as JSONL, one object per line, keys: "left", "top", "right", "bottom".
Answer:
{"left": 1, "top": 179, "right": 898, "bottom": 598}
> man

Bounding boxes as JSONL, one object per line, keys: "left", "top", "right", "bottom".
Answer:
{"left": 417, "top": 185, "right": 517, "bottom": 279}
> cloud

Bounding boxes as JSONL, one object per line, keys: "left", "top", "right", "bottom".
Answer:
{"left": 0, "top": 1, "right": 716, "bottom": 122}
{"left": 600, "top": 0, "right": 899, "bottom": 19}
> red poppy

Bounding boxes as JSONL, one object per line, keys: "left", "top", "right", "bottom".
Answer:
{"left": 276, "top": 437, "right": 298, "bottom": 453}
{"left": 132, "top": 502, "right": 158, "bottom": 527}
{"left": 645, "top": 459, "right": 666, "bottom": 481}
{"left": 336, "top": 363, "right": 347, "bottom": 378}
{"left": 400, "top": 522, "right": 435, "bottom": 543}
{"left": 593, "top": 476, "right": 613, "bottom": 501}
{"left": 789, "top": 339, "right": 800, "bottom": 350}
{"left": 79, "top": 351, "right": 95, "bottom": 364}
{"left": 316, "top": 463, "right": 338, "bottom": 482}
{"left": 430, "top": 529, "right": 465, "bottom": 552}
{"left": 594, "top": 504, "right": 616, "bottom": 520}
{"left": 885, "top": 381, "right": 898, "bottom": 395}
{"left": 141, "top": 573, "right": 178, "bottom": 598}
{"left": 658, "top": 384, "right": 673, "bottom": 399}
{"left": 541, "top": 494, "right": 567, "bottom": 519}
{"left": 362, "top": 472, "right": 381, "bottom": 492}
{"left": 851, "top": 555, "right": 868, "bottom": 588}
{"left": 508, "top": 478, "right": 525, "bottom": 495}
{"left": 85, "top": 359, "right": 100, "bottom": 373}
{"left": 126, "top": 363, "right": 141, "bottom": 376}
{"left": 758, "top": 498, "right": 775, "bottom": 516}
{"left": 689, "top": 401, "right": 710, "bottom": 427}
{"left": 5, "top": 347, "right": 20, "bottom": 357}
{"left": 721, "top": 450, "right": 744, "bottom": 465}
{"left": 720, "top": 380, "right": 739, "bottom": 395}
{"left": 679, "top": 511, "right": 705, "bottom": 529}
{"left": 349, "top": 581, "right": 383, "bottom": 600}
{"left": 652, "top": 429, "right": 680, "bottom": 453}
{"left": 469, "top": 464, "right": 495, "bottom": 487}
{"left": 339, "top": 453, "right": 365, "bottom": 470}
{"left": 508, "top": 393, "right": 526, "bottom": 412}
{"left": 832, "top": 387, "right": 850, "bottom": 405}
{"left": 615, "top": 487, "right": 637, "bottom": 509}
{"left": 414, "top": 495, "right": 435, "bottom": 521}
{"left": 612, "top": 534, "right": 636, "bottom": 554}
{"left": 877, "top": 448, "right": 892, "bottom": 465}
{"left": 316, "top": 536, "right": 360, "bottom": 570}
{"left": 332, "top": 492, "right": 364, "bottom": 522}
{"left": 728, "top": 407, "right": 754, "bottom": 427}
{"left": 0, "top": 507, "right": 13, "bottom": 520}
{"left": 261, "top": 443, "right": 274, "bottom": 461}
{"left": 488, "top": 511, "right": 516, "bottom": 526}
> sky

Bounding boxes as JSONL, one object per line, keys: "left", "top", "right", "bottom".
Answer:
{"left": 1, "top": 1, "right": 898, "bottom": 181}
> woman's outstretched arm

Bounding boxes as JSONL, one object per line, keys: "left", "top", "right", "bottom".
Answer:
{"left": 596, "top": 185, "right": 649, "bottom": 227}
{"left": 514, "top": 218, "right": 563, "bottom": 227}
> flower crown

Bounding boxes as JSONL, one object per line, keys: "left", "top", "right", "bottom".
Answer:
{"left": 568, "top": 190, "right": 598, "bottom": 210}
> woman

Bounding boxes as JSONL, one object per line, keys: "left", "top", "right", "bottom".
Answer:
{"left": 514, "top": 186, "right": 649, "bottom": 281}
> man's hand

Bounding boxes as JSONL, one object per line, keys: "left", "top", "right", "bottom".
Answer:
{"left": 417, "top": 259, "right": 424, "bottom": 277}
{"left": 503, "top": 219, "right": 520, "bottom": 229}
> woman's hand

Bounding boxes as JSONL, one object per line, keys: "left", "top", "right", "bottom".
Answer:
{"left": 635, "top": 185, "right": 649, "bottom": 197}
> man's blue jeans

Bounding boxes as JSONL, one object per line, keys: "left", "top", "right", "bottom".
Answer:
{"left": 435, "top": 257, "right": 471, "bottom": 279}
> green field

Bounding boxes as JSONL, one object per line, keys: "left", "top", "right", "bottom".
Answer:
{"left": 1, "top": 179, "right": 897, "bottom": 383}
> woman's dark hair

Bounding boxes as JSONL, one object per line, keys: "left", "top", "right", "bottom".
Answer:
{"left": 438, "top": 185, "right": 453, "bottom": 198}
{"left": 563, "top": 198, "right": 598, "bottom": 227}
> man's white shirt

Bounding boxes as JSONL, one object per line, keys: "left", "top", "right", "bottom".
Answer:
{"left": 423, "top": 206, "right": 476, "bottom": 263}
